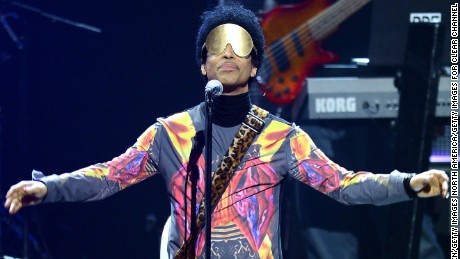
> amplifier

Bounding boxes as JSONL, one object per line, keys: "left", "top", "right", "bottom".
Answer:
{"left": 292, "top": 76, "right": 450, "bottom": 120}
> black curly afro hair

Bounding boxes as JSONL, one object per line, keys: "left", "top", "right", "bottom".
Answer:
{"left": 196, "top": 4, "right": 265, "bottom": 68}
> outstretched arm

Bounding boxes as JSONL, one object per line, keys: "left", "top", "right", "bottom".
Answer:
{"left": 4, "top": 122, "right": 162, "bottom": 215}
{"left": 4, "top": 180, "right": 48, "bottom": 214}
{"left": 288, "top": 126, "right": 450, "bottom": 205}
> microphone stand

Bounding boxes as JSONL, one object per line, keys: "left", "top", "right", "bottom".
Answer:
{"left": 204, "top": 91, "right": 213, "bottom": 259}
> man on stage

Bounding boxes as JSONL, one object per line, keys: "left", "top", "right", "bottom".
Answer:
{"left": 5, "top": 4, "right": 449, "bottom": 258}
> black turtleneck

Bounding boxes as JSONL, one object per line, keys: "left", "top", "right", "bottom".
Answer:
{"left": 211, "top": 92, "right": 251, "bottom": 127}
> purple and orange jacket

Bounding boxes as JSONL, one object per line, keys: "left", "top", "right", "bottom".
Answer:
{"left": 35, "top": 103, "right": 411, "bottom": 258}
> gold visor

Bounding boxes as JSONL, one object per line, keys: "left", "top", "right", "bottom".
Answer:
{"left": 204, "top": 23, "right": 255, "bottom": 58}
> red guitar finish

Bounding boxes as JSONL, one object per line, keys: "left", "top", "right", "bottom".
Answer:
{"left": 256, "top": 0, "right": 371, "bottom": 105}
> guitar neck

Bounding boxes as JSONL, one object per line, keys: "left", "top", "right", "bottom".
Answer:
{"left": 301, "top": 0, "right": 371, "bottom": 41}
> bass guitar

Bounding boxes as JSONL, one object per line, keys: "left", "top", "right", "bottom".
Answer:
{"left": 256, "top": 0, "right": 371, "bottom": 105}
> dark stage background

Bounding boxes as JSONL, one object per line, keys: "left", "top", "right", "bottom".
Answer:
{"left": 1, "top": 1, "right": 206, "bottom": 258}
{"left": 0, "top": 0, "right": 449, "bottom": 258}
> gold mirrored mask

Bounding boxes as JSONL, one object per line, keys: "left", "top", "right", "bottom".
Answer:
{"left": 204, "top": 23, "right": 256, "bottom": 58}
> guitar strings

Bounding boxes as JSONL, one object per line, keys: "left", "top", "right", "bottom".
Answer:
{"left": 267, "top": 0, "right": 368, "bottom": 66}
{"left": 267, "top": 0, "right": 367, "bottom": 69}
{"left": 257, "top": 0, "right": 355, "bottom": 83}
{"left": 259, "top": 0, "right": 370, "bottom": 86}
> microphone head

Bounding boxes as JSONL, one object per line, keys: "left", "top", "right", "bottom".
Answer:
{"left": 205, "top": 80, "right": 223, "bottom": 96}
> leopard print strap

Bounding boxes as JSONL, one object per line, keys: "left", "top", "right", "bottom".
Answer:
{"left": 174, "top": 105, "right": 269, "bottom": 259}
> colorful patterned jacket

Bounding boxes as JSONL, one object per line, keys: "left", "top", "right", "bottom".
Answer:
{"left": 35, "top": 103, "right": 412, "bottom": 258}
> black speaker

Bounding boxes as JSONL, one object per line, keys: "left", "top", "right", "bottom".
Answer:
{"left": 369, "top": 0, "right": 450, "bottom": 67}
{"left": 384, "top": 23, "right": 445, "bottom": 259}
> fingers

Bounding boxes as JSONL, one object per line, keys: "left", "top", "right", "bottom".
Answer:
{"left": 442, "top": 180, "right": 449, "bottom": 198}
{"left": 5, "top": 193, "right": 22, "bottom": 215}
{"left": 437, "top": 170, "right": 449, "bottom": 198}
{"left": 5, "top": 182, "right": 27, "bottom": 204}
{"left": 5, "top": 181, "right": 26, "bottom": 214}
{"left": 8, "top": 197, "right": 24, "bottom": 214}
{"left": 418, "top": 170, "right": 449, "bottom": 198}
{"left": 4, "top": 181, "right": 43, "bottom": 215}
{"left": 430, "top": 169, "right": 449, "bottom": 198}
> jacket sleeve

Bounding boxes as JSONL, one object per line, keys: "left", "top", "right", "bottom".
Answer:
{"left": 287, "top": 125, "right": 413, "bottom": 205}
{"left": 33, "top": 123, "right": 162, "bottom": 203}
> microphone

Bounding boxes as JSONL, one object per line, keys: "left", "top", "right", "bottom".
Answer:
{"left": 204, "top": 80, "right": 223, "bottom": 96}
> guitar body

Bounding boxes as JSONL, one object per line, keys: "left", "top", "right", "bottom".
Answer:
{"left": 258, "top": 0, "right": 339, "bottom": 105}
